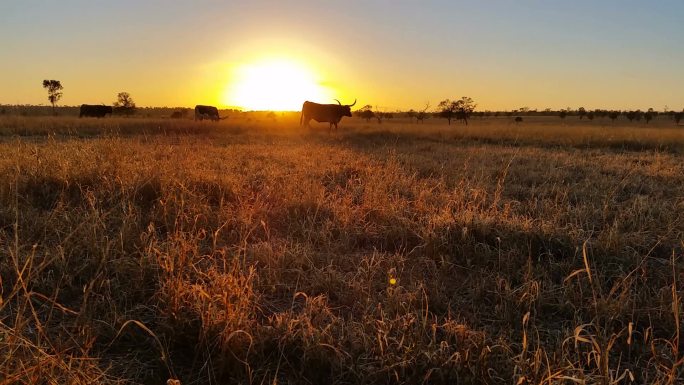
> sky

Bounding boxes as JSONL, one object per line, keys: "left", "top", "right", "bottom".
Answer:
{"left": 1, "top": 0, "right": 683, "bottom": 111}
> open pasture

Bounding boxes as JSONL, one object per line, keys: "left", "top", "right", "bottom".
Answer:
{"left": 1, "top": 115, "right": 683, "bottom": 384}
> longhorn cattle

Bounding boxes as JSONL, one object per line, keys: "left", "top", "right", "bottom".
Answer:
{"left": 194, "top": 105, "right": 220, "bottom": 121}
{"left": 300, "top": 99, "right": 357, "bottom": 130}
{"left": 79, "top": 104, "right": 113, "bottom": 118}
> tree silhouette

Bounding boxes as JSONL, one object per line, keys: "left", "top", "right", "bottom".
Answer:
{"left": 454, "top": 97, "right": 476, "bottom": 125}
{"left": 42, "top": 79, "right": 63, "bottom": 115}
{"left": 624, "top": 111, "right": 635, "bottom": 122}
{"left": 114, "top": 92, "right": 136, "bottom": 116}
{"left": 438, "top": 97, "right": 476, "bottom": 126}
{"left": 357, "top": 105, "right": 374, "bottom": 122}
{"left": 406, "top": 109, "right": 416, "bottom": 122}
{"left": 577, "top": 107, "right": 587, "bottom": 120}
{"left": 375, "top": 110, "right": 384, "bottom": 124}
{"left": 438, "top": 99, "right": 456, "bottom": 125}
{"left": 608, "top": 111, "right": 619, "bottom": 122}
{"left": 644, "top": 111, "right": 653, "bottom": 124}
{"left": 416, "top": 103, "right": 430, "bottom": 124}
{"left": 634, "top": 110, "right": 643, "bottom": 122}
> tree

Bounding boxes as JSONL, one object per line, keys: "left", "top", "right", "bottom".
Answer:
{"left": 416, "top": 103, "right": 430, "bottom": 124}
{"left": 357, "top": 105, "right": 375, "bottom": 122}
{"left": 625, "top": 111, "right": 636, "bottom": 122}
{"left": 634, "top": 110, "right": 643, "bottom": 122}
{"left": 454, "top": 97, "right": 476, "bottom": 125}
{"left": 42, "top": 79, "right": 63, "bottom": 115}
{"left": 114, "top": 92, "right": 136, "bottom": 116}
{"left": 608, "top": 111, "right": 619, "bottom": 122}
{"left": 438, "top": 97, "right": 476, "bottom": 126}
{"left": 406, "top": 109, "right": 416, "bottom": 122}
{"left": 577, "top": 107, "right": 587, "bottom": 120}
{"left": 375, "top": 111, "right": 385, "bottom": 124}
{"left": 438, "top": 99, "right": 456, "bottom": 125}
{"left": 644, "top": 111, "right": 653, "bottom": 124}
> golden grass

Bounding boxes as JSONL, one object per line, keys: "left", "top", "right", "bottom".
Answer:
{"left": 0, "top": 114, "right": 682, "bottom": 384}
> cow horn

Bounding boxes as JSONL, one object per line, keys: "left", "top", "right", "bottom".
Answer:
{"left": 334, "top": 99, "right": 342, "bottom": 105}
{"left": 347, "top": 99, "right": 357, "bottom": 107}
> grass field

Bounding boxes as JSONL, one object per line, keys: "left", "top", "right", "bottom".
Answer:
{"left": 1, "top": 114, "right": 683, "bottom": 384}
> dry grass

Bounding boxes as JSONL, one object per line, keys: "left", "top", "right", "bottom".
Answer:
{"left": 0, "top": 114, "right": 682, "bottom": 384}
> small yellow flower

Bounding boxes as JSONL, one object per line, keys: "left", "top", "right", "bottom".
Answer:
{"left": 389, "top": 277, "right": 397, "bottom": 285}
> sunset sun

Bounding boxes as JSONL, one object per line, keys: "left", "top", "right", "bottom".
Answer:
{"left": 224, "top": 58, "right": 331, "bottom": 111}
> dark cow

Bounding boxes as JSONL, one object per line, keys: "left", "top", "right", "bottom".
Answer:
{"left": 300, "top": 99, "right": 357, "bottom": 130}
{"left": 79, "top": 104, "right": 113, "bottom": 118}
{"left": 194, "top": 105, "right": 220, "bottom": 121}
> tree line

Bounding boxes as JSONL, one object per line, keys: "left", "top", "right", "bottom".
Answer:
{"left": 4, "top": 79, "right": 681, "bottom": 126}
{"left": 355, "top": 102, "right": 684, "bottom": 125}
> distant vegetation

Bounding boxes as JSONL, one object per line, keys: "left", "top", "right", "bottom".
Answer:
{"left": 4, "top": 101, "right": 684, "bottom": 129}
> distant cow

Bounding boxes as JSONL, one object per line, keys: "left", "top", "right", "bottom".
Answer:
{"left": 300, "top": 99, "right": 356, "bottom": 130}
{"left": 79, "top": 104, "right": 112, "bottom": 118}
{"left": 514, "top": 116, "right": 523, "bottom": 123}
{"left": 194, "top": 105, "right": 220, "bottom": 121}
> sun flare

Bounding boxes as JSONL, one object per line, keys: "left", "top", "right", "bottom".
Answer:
{"left": 223, "top": 59, "right": 332, "bottom": 111}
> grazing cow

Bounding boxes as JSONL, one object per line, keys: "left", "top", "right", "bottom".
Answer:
{"left": 194, "top": 105, "right": 220, "bottom": 121}
{"left": 79, "top": 104, "right": 113, "bottom": 118}
{"left": 514, "top": 116, "right": 523, "bottom": 123}
{"left": 300, "top": 99, "right": 357, "bottom": 130}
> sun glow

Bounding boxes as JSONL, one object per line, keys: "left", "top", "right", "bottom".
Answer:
{"left": 223, "top": 58, "right": 332, "bottom": 111}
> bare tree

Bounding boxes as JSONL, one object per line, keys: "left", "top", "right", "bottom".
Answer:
{"left": 416, "top": 103, "right": 430, "bottom": 124}
{"left": 42, "top": 79, "right": 63, "bottom": 115}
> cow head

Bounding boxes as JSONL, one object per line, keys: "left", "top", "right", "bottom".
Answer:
{"left": 334, "top": 99, "right": 357, "bottom": 117}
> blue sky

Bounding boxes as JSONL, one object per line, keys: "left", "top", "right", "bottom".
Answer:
{"left": 1, "top": 0, "right": 682, "bottom": 110}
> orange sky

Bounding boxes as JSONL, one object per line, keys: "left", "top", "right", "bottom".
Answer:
{"left": 1, "top": 1, "right": 682, "bottom": 111}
